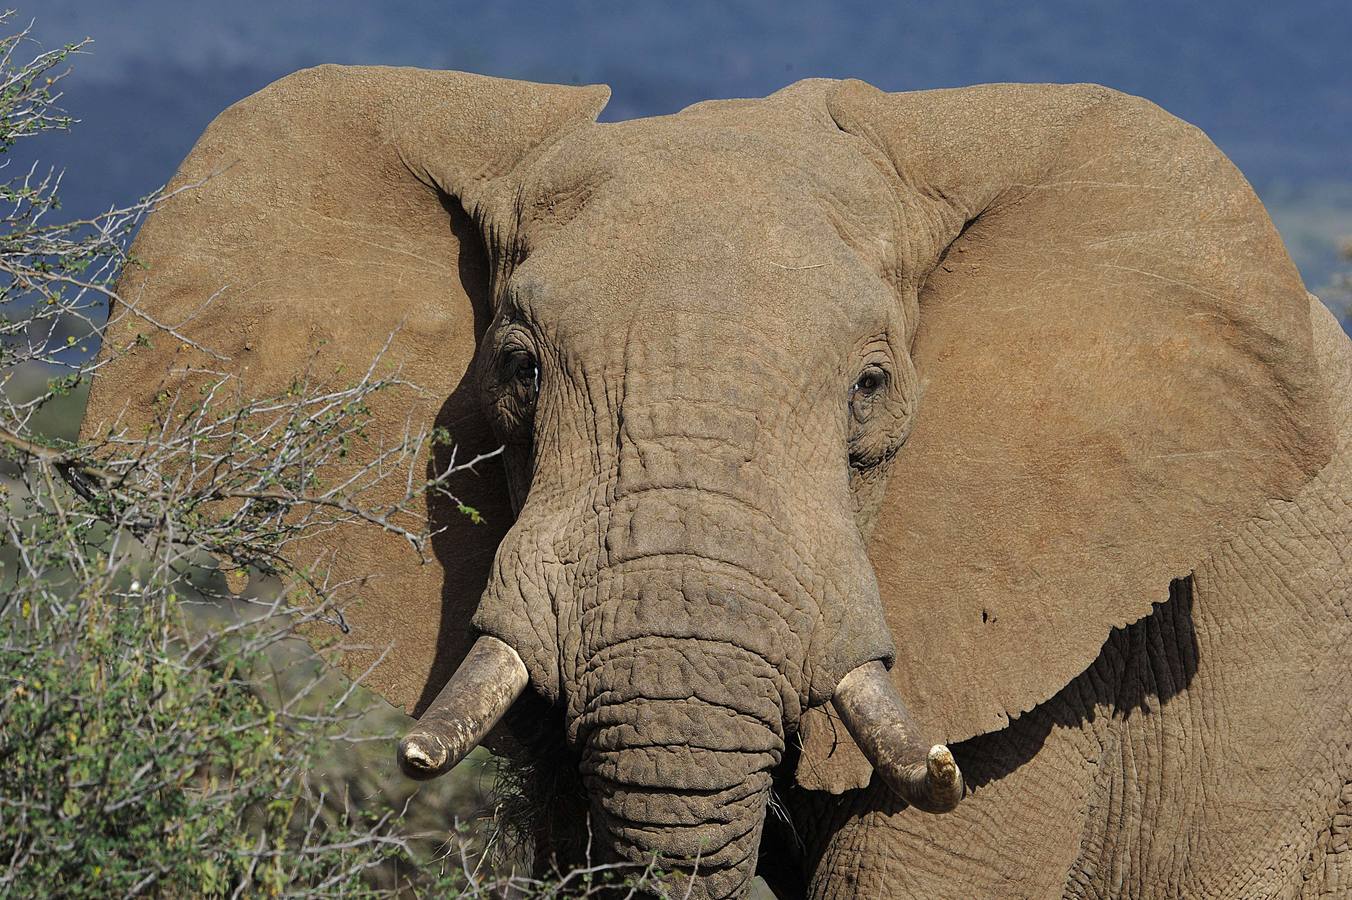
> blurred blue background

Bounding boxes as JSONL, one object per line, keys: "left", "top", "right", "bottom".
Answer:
{"left": 25, "top": 0, "right": 1352, "bottom": 294}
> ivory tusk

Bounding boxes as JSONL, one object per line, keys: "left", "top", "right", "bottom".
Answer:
{"left": 397, "top": 635, "right": 529, "bottom": 780}
{"left": 832, "top": 659, "right": 964, "bottom": 813}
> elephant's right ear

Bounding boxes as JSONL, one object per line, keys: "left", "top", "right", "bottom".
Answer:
{"left": 800, "top": 80, "right": 1333, "bottom": 788}
{"left": 80, "top": 66, "right": 608, "bottom": 716}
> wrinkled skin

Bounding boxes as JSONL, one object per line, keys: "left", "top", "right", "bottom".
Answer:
{"left": 80, "top": 66, "right": 1352, "bottom": 899}
{"left": 472, "top": 99, "right": 915, "bottom": 894}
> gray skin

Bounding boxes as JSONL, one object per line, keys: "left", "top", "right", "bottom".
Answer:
{"left": 80, "top": 66, "right": 1352, "bottom": 899}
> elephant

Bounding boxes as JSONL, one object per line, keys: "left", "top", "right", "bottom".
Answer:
{"left": 79, "top": 65, "right": 1352, "bottom": 899}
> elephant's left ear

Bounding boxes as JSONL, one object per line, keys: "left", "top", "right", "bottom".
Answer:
{"left": 800, "top": 80, "right": 1334, "bottom": 786}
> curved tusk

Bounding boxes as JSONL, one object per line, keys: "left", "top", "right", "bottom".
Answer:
{"left": 832, "top": 659, "right": 964, "bottom": 813}
{"left": 397, "top": 635, "right": 528, "bottom": 780}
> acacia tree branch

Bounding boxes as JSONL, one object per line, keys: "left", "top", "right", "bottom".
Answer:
{"left": 0, "top": 13, "right": 658, "bottom": 895}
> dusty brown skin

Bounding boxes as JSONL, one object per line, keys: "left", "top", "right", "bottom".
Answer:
{"left": 81, "top": 66, "right": 1352, "bottom": 898}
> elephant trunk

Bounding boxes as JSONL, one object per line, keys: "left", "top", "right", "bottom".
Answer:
{"left": 572, "top": 637, "right": 791, "bottom": 899}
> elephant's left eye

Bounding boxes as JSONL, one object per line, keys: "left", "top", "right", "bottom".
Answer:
{"left": 852, "top": 369, "right": 885, "bottom": 398}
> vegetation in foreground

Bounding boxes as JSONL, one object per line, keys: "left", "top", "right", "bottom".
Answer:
{"left": 0, "top": 15, "right": 681, "bottom": 898}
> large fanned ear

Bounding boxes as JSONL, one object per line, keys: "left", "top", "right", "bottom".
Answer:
{"left": 80, "top": 66, "right": 608, "bottom": 716}
{"left": 798, "top": 80, "right": 1332, "bottom": 792}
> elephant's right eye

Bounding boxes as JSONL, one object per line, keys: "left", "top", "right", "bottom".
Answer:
{"left": 501, "top": 348, "right": 540, "bottom": 402}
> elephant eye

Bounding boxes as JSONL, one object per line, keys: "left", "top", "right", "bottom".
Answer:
{"left": 850, "top": 365, "right": 888, "bottom": 407}
{"left": 849, "top": 365, "right": 889, "bottom": 428}
{"left": 502, "top": 347, "right": 540, "bottom": 401}
{"left": 852, "top": 369, "right": 886, "bottom": 398}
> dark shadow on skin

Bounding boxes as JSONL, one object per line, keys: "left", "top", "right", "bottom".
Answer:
{"left": 838, "top": 576, "right": 1199, "bottom": 812}
{"left": 761, "top": 765, "right": 812, "bottom": 899}
{"left": 413, "top": 196, "right": 589, "bottom": 863}
{"left": 414, "top": 194, "right": 514, "bottom": 718}
{"left": 777, "top": 577, "right": 1202, "bottom": 887}
{"left": 952, "top": 576, "right": 1199, "bottom": 792}
{"left": 778, "top": 580, "right": 1200, "bottom": 890}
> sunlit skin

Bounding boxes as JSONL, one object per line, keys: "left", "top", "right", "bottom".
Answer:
{"left": 86, "top": 66, "right": 1352, "bottom": 899}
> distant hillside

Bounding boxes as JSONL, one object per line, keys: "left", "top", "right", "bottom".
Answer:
{"left": 1265, "top": 183, "right": 1352, "bottom": 299}
{"left": 22, "top": 0, "right": 1352, "bottom": 309}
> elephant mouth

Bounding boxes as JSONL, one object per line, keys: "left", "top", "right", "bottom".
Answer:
{"left": 401, "top": 633, "right": 962, "bottom": 898}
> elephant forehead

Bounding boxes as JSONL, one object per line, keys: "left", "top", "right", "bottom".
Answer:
{"left": 517, "top": 111, "right": 897, "bottom": 253}
{"left": 512, "top": 212, "right": 893, "bottom": 360}
{"left": 502, "top": 107, "right": 905, "bottom": 373}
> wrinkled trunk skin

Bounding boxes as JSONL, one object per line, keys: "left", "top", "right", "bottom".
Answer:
{"left": 561, "top": 483, "right": 809, "bottom": 897}
{"left": 559, "top": 535, "right": 800, "bottom": 891}
{"left": 577, "top": 644, "right": 780, "bottom": 897}
{"left": 478, "top": 432, "right": 855, "bottom": 894}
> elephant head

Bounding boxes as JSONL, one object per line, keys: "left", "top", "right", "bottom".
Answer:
{"left": 82, "top": 67, "right": 1331, "bottom": 898}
